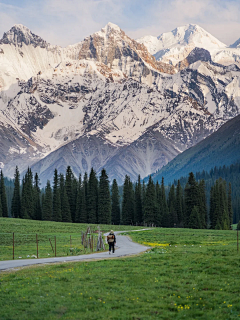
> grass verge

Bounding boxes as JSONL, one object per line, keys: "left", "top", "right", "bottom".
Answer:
{"left": 0, "top": 226, "right": 239, "bottom": 319}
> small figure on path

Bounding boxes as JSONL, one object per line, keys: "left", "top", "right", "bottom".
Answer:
{"left": 107, "top": 230, "right": 116, "bottom": 254}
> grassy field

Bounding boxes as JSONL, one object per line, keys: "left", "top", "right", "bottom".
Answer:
{"left": 0, "top": 220, "right": 240, "bottom": 319}
{"left": 0, "top": 218, "right": 144, "bottom": 261}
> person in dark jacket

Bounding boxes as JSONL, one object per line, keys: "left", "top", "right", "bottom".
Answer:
{"left": 107, "top": 230, "right": 116, "bottom": 254}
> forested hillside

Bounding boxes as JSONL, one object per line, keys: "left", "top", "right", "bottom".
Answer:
{"left": 1, "top": 166, "right": 237, "bottom": 230}
{"left": 172, "top": 163, "right": 240, "bottom": 224}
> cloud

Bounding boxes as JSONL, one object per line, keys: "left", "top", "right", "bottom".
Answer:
{"left": 0, "top": 0, "right": 239, "bottom": 46}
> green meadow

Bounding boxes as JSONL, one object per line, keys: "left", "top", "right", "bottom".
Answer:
{"left": 0, "top": 219, "right": 240, "bottom": 319}
{"left": 0, "top": 218, "right": 144, "bottom": 261}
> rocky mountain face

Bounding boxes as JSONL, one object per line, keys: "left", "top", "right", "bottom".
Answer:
{"left": 0, "top": 23, "right": 240, "bottom": 184}
{"left": 0, "top": 25, "right": 49, "bottom": 48}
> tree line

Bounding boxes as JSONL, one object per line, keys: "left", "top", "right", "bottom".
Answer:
{"left": 0, "top": 166, "right": 235, "bottom": 230}
{"left": 173, "top": 162, "right": 240, "bottom": 224}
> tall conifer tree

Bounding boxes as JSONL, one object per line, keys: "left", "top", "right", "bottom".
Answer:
{"left": 33, "top": 173, "right": 42, "bottom": 220}
{"left": 184, "top": 172, "right": 199, "bottom": 228}
{"left": 176, "top": 180, "right": 184, "bottom": 227}
{"left": 0, "top": 170, "right": 8, "bottom": 217}
{"left": 87, "top": 168, "right": 98, "bottom": 223}
{"left": 161, "top": 177, "right": 169, "bottom": 227}
{"left": 134, "top": 175, "right": 143, "bottom": 225}
{"left": 98, "top": 169, "right": 111, "bottom": 224}
{"left": 122, "top": 175, "right": 134, "bottom": 225}
{"left": 80, "top": 179, "right": 87, "bottom": 223}
{"left": 65, "top": 166, "right": 75, "bottom": 222}
{"left": 228, "top": 182, "right": 233, "bottom": 228}
{"left": 168, "top": 184, "right": 178, "bottom": 227}
{"left": 111, "top": 179, "right": 120, "bottom": 225}
{"left": 75, "top": 174, "right": 82, "bottom": 223}
{"left": 144, "top": 176, "right": 158, "bottom": 226}
{"left": 198, "top": 180, "right": 207, "bottom": 228}
{"left": 21, "top": 168, "right": 34, "bottom": 219}
{"left": 52, "top": 169, "right": 62, "bottom": 222}
{"left": 42, "top": 181, "right": 52, "bottom": 221}
{"left": 156, "top": 181, "right": 162, "bottom": 226}
{"left": 61, "top": 187, "right": 72, "bottom": 222}
{"left": 11, "top": 166, "right": 21, "bottom": 218}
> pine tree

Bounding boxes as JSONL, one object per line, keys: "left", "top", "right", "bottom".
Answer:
{"left": 52, "top": 169, "right": 62, "bottom": 222}
{"left": 161, "top": 177, "right": 169, "bottom": 227}
{"left": 143, "top": 176, "right": 158, "bottom": 226}
{"left": 122, "top": 175, "right": 134, "bottom": 225}
{"left": 80, "top": 179, "right": 87, "bottom": 223}
{"left": 0, "top": 170, "right": 8, "bottom": 217}
{"left": 33, "top": 173, "right": 42, "bottom": 220}
{"left": 228, "top": 183, "right": 233, "bottom": 229}
{"left": 87, "top": 168, "right": 98, "bottom": 223}
{"left": 134, "top": 175, "right": 142, "bottom": 225}
{"left": 65, "top": 166, "right": 75, "bottom": 222}
{"left": 188, "top": 206, "right": 201, "bottom": 229}
{"left": 11, "top": 166, "right": 21, "bottom": 218}
{"left": 111, "top": 179, "right": 120, "bottom": 225}
{"left": 175, "top": 180, "right": 184, "bottom": 227}
{"left": 42, "top": 181, "right": 52, "bottom": 221}
{"left": 75, "top": 174, "right": 82, "bottom": 223}
{"left": 168, "top": 184, "right": 178, "bottom": 227}
{"left": 184, "top": 172, "right": 199, "bottom": 228}
{"left": 71, "top": 177, "right": 78, "bottom": 222}
{"left": 59, "top": 173, "right": 65, "bottom": 216}
{"left": 98, "top": 169, "right": 111, "bottom": 224}
{"left": 21, "top": 168, "right": 34, "bottom": 219}
{"left": 219, "top": 179, "right": 229, "bottom": 229}
{"left": 155, "top": 181, "right": 162, "bottom": 226}
{"left": 210, "top": 178, "right": 230, "bottom": 229}
{"left": 61, "top": 187, "right": 72, "bottom": 222}
{"left": 198, "top": 180, "right": 207, "bottom": 229}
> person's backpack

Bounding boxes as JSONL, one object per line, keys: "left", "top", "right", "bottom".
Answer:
{"left": 107, "top": 234, "right": 115, "bottom": 243}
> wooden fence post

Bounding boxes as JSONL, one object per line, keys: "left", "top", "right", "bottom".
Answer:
{"left": 13, "top": 232, "right": 14, "bottom": 260}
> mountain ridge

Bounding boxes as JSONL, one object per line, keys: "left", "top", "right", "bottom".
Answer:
{"left": 0, "top": 22, "right": 240, "bottom": 184}
{"left": 151, "top": 114, "right": 240, "bottom": 184}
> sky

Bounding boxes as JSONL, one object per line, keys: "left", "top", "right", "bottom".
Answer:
{"left": 0, "top": 0, "right": 240, "bottom": 47}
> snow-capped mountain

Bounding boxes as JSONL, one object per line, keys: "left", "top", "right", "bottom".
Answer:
{"left": 137, "top": 24, "right": 226, "bottom": 65}
{"left": 137, "top": 24, "right": 240, "bottom": 68}
{"left": 0, "top": 22, "right": 240, "bottom": 184}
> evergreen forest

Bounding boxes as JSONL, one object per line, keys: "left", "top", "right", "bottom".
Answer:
{"left": 0, "top": 165, "right": 238, "bottom": 230}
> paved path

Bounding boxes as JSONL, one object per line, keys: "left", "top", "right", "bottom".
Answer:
{"left": 0, "top": 230, "right": 150, "bottom": 271}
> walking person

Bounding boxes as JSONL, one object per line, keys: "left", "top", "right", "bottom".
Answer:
{"left": 107, "top": 230, "right": 116, "bottom": 254}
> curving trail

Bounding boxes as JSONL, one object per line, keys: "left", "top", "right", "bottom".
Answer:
{"left": 0, "top": 230, "right": 150, "bottom": 271}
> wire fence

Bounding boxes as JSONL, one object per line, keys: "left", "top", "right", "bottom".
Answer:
{"left": 0, "top": 230, "right": 105, "bottom": 261}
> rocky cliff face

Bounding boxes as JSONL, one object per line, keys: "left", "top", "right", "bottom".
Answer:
{"left": 78, "top": 22, "right": 176, "bottom": 78}
{"left": 177, "top": 47, "right": 212, "bottom": 71}
{"left": 0, "top": 24, "right": 49, "bottom": 48}
{"left": 0, "top": 22, "right": 240, "bottom": 184}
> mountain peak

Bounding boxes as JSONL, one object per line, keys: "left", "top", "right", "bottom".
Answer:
{"left": 102, "top": 22, "right": 121, "bottom": 33}
{"left": 0, "top": 24, "right": 49, "bottom": 48}
{"left": 158, "top": 24, "right": 226, "bottom": 48}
